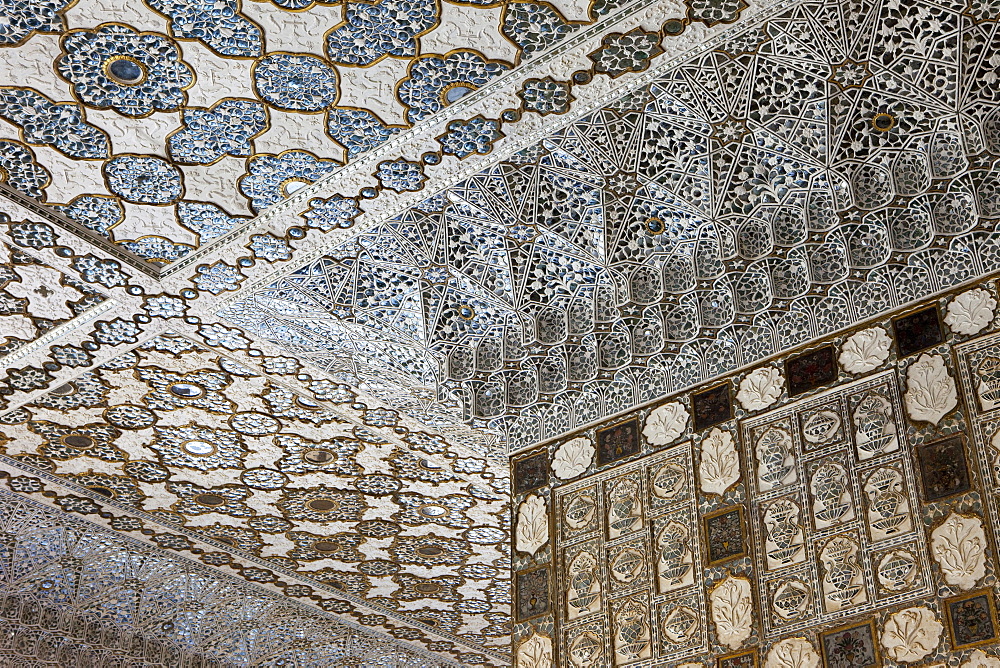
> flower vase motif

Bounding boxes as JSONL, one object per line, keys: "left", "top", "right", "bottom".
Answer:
{"left": 614, "top": 598, "right": 652, "bottom": 662}
{"left": 564, "top": 492, "right": 596, "bottom": 532}
{"left": 756, "top": 427, "right": 797, "bottom": 491}
{"left": 772, "top": 579, "right": 812, "bottom": 621}
{"left": 852, "top": 392, "right": 899, "bottom": 459}
{"left": 975, "top": 356, "right": 1000, "bottom": 411}
{"left": 567, "top": 550, "right": 601, "bottom": 620}
{"left": 656, "top": 521, "right": 694, "bottom": 592}
{"left": 820, "top": 536, "right": 866, "bottom": 612}
{"left": 863, "top": 467, "right": 911, "bottom": 541}
{"left": 568, "top": 631, "right": 602, "bottom": 668}
{"left": 608, "top": 478, "right": 642, "bottom": 539}
{"left": 651, "top": 461, "right": 686, "bottom": 500}
{"left": 764, "top": 498, "right": 806, "bottom": 569}
{"left": 810, "top": 462, "right": 854, "bottom": 528}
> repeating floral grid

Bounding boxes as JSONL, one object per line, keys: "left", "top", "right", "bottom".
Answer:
{"left": 739, "top": 372, "right": 933, "bottom": 638}
{"left": 227, "top": 0, "right": 1000, "bottom": 456}
{"left": 552, "top": 444, "right": 706, "bottom": 665}
{"left": 0, "top": 334, "right": 510, "bottom": 664}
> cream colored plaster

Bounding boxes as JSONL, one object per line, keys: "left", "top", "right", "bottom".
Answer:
{"left": 65, "top": 0, "right": 170, "bottom": 33}
{"left": 32, "top": 145, "right": 107, "bottom": 203}
{"left": 180, "top": 41, "right": 256, "bottom": 108}
{"left": 119, "top": 202, "right": 196, "bottom": 244}
{"left": 87, "top": 108, "right": 179, "bottom": 156}
{"left": 335, "top": 57, "right": 412, "bottom": 126}
{"left": 254, "top": 109, "right": 338, "bottom": 160}
{"left": 0, "top": 34, "right": 72, "bottom": 102}
{"left": 181, "top": 157, "right": 254, "bottom": 217}
{"left": 241, "top": 1, "right": 344, "bottom": 57}
{"left": 420, "top": 5, "right": 518, "bottom": 65}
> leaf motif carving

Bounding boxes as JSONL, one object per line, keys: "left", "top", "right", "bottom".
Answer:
{"left": 737, "top": 367, "right": 784, "bottom": 411}
{"left": 516, "top": 632, "right": 553, "bottom": 668}
{"left": 930, "top": 512, "right": 986, "bottom": 590}
{"left": 698, "top": 428, "right": 740, "bottom": 495}
{"left": 552, "top": 437, "right": 594, "bottom": 480}
{"left": 945, "top": 288, "right": 997, "bottom": 335}
{"left": 880, "top": 606, "right": 942, "bottom": 662}
{"left": 643, "top": 401, "right": 689, "bottom": 446}
{"left": 764, "top": 637, "right": 821, "bottom": 668}
{"left": 839, "top": 326, "right": 892, "bottom": 374}
{"left": 710, "top": 576, "right": 753, "bottom": 650}
{"left": 961, "top": 649, "right": 1000, "bottom": 668}
{"left": 515, "top": 494, "right": 548, "bottom": 556}
{"left": 904, "top": 354, "right": 958, "bottom": 425}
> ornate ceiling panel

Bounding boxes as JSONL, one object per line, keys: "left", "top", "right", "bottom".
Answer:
{"left": 0, "top": 489, "right": 462, "bottom": 666}
{"left": 0, "top": 0, "right": 709, "bottom": 266}
{"left": 0, "top": 241, "right": 106, "bottom": 363}
{"left": 0, "top": 332, "right": 509, "bottom": 664}
{"left": 225, "top": 0, "right": 1000, "bottom": 451}
{"left": 0, "top": 0, "right": 996, "bottom": 663}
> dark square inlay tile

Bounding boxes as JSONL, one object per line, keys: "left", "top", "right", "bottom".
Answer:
{"left": 515, "top": 566, "right": 549, "bottom": 621}
{"left": 915, "top": 435, "right": 971, "bottom": 502}
{"left": 692, "top": 383, "right": 731, "bottom": 430}
{"left": 597, "top": 418, "right": 640, "bottom": 466}
{"left": 717, "top": 650, "right": 757, "bottom": 668}
{"left": 893, "top": 305, "right": 943, "bottom": 357}
{"left": 821, "top": 620, "right": 878, "bottom": 668}
{"left": 786, "top": 345, "right": 837, "bottom": 396}
{"left": 512, "top": 451, "right": 548, "bottom": 495}
{"left": 704, "top": 505, "right": 746, "bottom": 565}
{"left": 947, "top": 590, "right": 998, "bottom": 649}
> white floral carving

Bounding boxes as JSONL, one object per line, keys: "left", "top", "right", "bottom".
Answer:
{"left": 643, "top": 401, "right": 689, "bottom": 446}
{"left": 710, "top": 576, "right": 753, "bottom": 650}
{"left": 945, "top": 288, "right": 997, "bottom": 335}
{"left": 930, "top": 512, "right": 986, "bottom": 590}
{"left": 737, "top": 367, "right": 784, "bottom": 411}
{"left": 880, "top": 606, "right": 943, "bottom": 663}
{"left": 764, "top": 637, "right": 821, "bottom": 668}
{"left": 698, "top": 428, "right": 740, "bottom": 495}
{"left": 839, "top": 326, "right": 892, "bottom": 374}
{"left": 515, "top": 495, "right": 548, "bottom": 556}
{"left": 552, "top": 437, "right": 594, "bottom": 480}
{"left": 962, "top": 650, "right": 1000, "bottom": 668}
{"left": 516, "top": 632, "right": 553, "bottom": 668}
{"left": 904, "top": 354, "right": 958, "bottom": 425}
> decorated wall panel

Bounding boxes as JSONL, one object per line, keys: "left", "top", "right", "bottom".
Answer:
{"left": 513, "top": 275, "right": 1000, "bottom": 666}
{"left": 0, "top": 331, "right": 509, "bottom": 665}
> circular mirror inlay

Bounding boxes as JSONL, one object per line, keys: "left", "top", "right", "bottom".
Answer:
{"left": 282, "top": 178, "right": 310, "bottom": 197}
{"left": 459, "top": 304, "right": 475, "bottom": 320}
{"left": 182, "top": 440, "right": 216, "bottom": 456}
{"left": 442, "top": 84, "right": 474, "bottom": 105}
{"left": 50, "top": 383, "right": 76, "bottom": 397}
{"left": 646, "top": 217, "right": 665, "bottom": 235}
{"left": 313, "top": 540, "right": 341, "bottom": 553}
{"left": 62, "top": 434, "right": 94, "bottom": 449}
{"left": 295, "top": 396, "right": 320, "bottom": 410}
{"left": 416, "top": 545, "right": 444, "bottom": 557}
{"left": 303, "top": 449, "right": 334, "bottom": 464}
{"left": 414, "top": 582, "right": 441, "bottom": 594}
{"left": 194, "top": 493, "right": 227, "bottom": 507}
{"left": 105, "top": 56, "right": 146, "bottom": 85}
{"left": 168, "top": 382, "right": 204, "bottom": 398}
{"left": 418, "top": 458, "right": 441, "bottom": 471}
{"left": 872, "top": 112, "right": 896, "bottom": 131}
{"left": 417, "top": 504, "right": 448, "bottom": 518}
{"left": 307, "top": 498, "right": 337, "bottom": 512}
